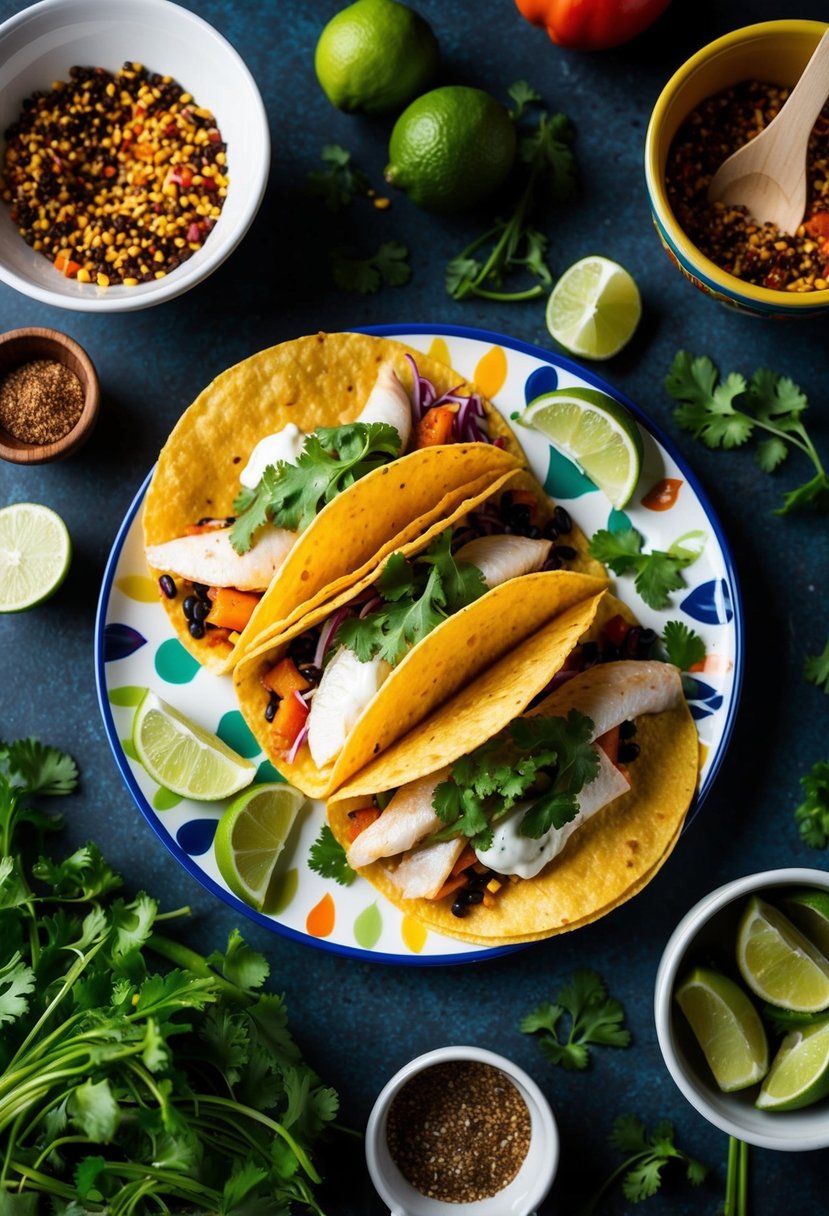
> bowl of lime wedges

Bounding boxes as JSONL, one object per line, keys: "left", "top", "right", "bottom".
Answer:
{"left": 655, "top": 869, "right": 829, "bottom": 1151}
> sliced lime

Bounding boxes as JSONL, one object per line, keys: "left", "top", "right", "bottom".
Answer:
{"left": 756, "top": 1017, "right": 829, "bottom": 1111}
{"left": 214, "top": 783, "right": 307, "bottom": 911}
{"left": 520, "top": 386, "right": 643, "bottom": 509}
{"left": 736, "top": 896, "right": 829, "bottom": 1013}
{"left": 132, "top": 691, "right": 256, "bottom": 801}
{"left": 546, "top": 256, "right": 641, "bottom": 360}
{"left": 675, "top": 966, "right": 768, "bottom": 1091}
{"left": 0, "top": 502, "right": 71, "bottom": 612}
{"left": 780, "top": 890, "right": 829, "bottom": 958}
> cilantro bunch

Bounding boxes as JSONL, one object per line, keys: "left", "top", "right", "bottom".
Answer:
{"left": 231, "top": 421, "right": 402, "bottom": 553}
{"left": 579, "top": 1115, "right": 708, "bottom": 1214}
{"left": 334, "top": 530, "right": 487, "bottom": 667}
{"left": 0, "top": 737, "right": 338, "bottom": 1215}
{"left": 793, "top": 761, "right": 829, "bottom": 848}
{"left": 666, "top": 352, "right": 829, "bottom": 515}
{"left": 520, "top": 970, "right": 630, "bottom": 1071}
{"left": 588, "top": 526, "right": 704, "bottom": 610}
{"left": 431, "top": 710, "right": 598, "bottom": 851}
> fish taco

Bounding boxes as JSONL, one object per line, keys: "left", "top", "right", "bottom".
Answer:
{"left": 328, "top": 608, "right": 698, "bottom": 945}
{"left": 233, "top": 471, "right": 609, "bottom": 800}
{"left": 143, "top": 331, "right": 525, "bottom": 673}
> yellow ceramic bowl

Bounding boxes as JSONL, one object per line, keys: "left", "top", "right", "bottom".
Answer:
{"left": 645, "top": 19, "right": 829, "bottom": 317}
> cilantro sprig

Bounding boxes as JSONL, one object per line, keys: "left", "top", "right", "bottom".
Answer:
{"left": 231, "top": 421, "right": 402, "bottom": 553}
{"left": 661, "top": 620, "right": 705, "bottom": 671}
{"left": 579, "top": 1115, "right": 708, "bottom": 1214}
{"left": 666, "top": 352, "right": 829, "bottom": 515}
{"left": 446, "top": 81, "right": 576, "bottom": 303}
{"left": 805, "top": 639, "right": 829, "bottom": 694}
{"left": 589, "top": 526, "right": 704, "bottom": 610}
{"left": 306, "top": 144, "right": 370, "bottom": 212}
{"left": 431, "top": 709, "right": 598, "bottom": 852}
{"left": 330, "top": 240, "right": 411, "bottom": 294}
{"left": 520, "top": 970, "right": 630, "bottom": 1071}
{"left": 308, "top": 824, "right": 356, "bottom": 886}
{"left": 793, "top": 761, "right": 829, "bottom": 848}
{"left": 334, "top": 530, "right": 487, "bottom": 667}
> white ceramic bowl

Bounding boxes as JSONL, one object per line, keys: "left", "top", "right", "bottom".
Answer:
{"left": 365, "top": 1045, "right": 559, "bottom": 1216}
{"left": 0, "top": 0, "right": 269, "bottom": 311}
{"left": 655, "top": 868, "right": 829, "bottom": 1151}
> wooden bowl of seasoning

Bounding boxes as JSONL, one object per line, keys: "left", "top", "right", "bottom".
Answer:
{"left": 0, "top": 327, "right": 100, "bottom": 464}
{"left": 645, "top": 19, "right": 829, "bottom": 318}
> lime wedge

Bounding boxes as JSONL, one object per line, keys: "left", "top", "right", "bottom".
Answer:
{"left": 546, "top": 256, "right": 642, "bottom": 361}
{"left": 132, "top": 691, "right": 256, "bottom": 800}
{"left": 0, "top": 502, "right": 71, "bottom": 612}
{"left": 736, "top": 896, "right": 829, "bottom": 1013}
{"left": 675, "top": 966, "right": 768, "bottom": 1091}
{"left": 756, "top": 1017, "right": 829, "bottom": 1111}
{"left": 520, "top": 386, "right": 643, "bottom": 509}
{"left": 780, "top": 890, "right": 829, "bottom": 958}
{"left": 214, "top": 783, "right": 307, "bottom": 911}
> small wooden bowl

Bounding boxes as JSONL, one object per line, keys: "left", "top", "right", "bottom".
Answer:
{"left": 0, "top": 327, "right": 100, "bottom": 464}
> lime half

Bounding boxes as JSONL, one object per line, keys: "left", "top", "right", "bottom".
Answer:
{"left": 675, "top": 966, "right": 768, "bottom": 1092}
{"left": 780, "top": 890, "right": 829, "bottom": 959}
{"left": 756, "top": 1017, "right": 829, "bottom": 1111}
{"left": 132, "top": 691, "right": 256, "bottom": 801}
{"left": 0, "top": 502, "right": 71, "bottom": 612}
{"left": 214, "top": 783, "right": 307, "bottom": 911}
{"left": 736, "top": 896, "right": 829, "bottom": 1013}
{"left": 546, "top": 256, "right": 642, "bottom": 360}
{"left": 520, "top": 386, "right": 643, "bottom": 509}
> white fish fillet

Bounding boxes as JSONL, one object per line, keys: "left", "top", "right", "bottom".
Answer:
{"left": 145, "top": 523, "right": 296, "bottom": 592}
{"left": 537, "top": 660, "right": 683, "bottom": 741}
{"left": 307, "top": 646, "right": 391, "bottom": 770}
{"left": 454, "top": 535, "right": 552, "bottom": 588}
{"left": 347, "top": 773, "right": 446, "bottom": 868}
{"left": 355, "top": 361, "right": 413, "bottom": 451}
{"left": 390, "top": 836, "right": 467, "bottom": 900}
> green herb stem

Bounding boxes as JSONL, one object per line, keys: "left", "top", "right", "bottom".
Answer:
{"left": 147, "top": 931, "right": 247, "bottom": 1003}
{"left": 187, "top": 1093, "right": 321, "bottom": 1183}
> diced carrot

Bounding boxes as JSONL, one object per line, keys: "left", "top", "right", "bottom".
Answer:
{"left": 205, "top": 587, "right": 260, "bottom": 633}
{"left": 272, "top": 693, "right": 308, "bottom": 751}
{"left": 450, "top": 845, "right": 478, "bottom": 877}
{"left": 262, "top": 657, "right": 310, "bottom": 700}
{"left": 430, "top": 873, "right": 469, "bottom": 901}
{"left": 805, "top": 213, "right": 829, "bottom": 239}
{"left": 205, "top": 627, "right": 232, "bottom": 648}
{"left": 54, "top": 255, "right": 80, "bottom": 278}
{"left": 596, "top": 724, "right": 620, "bottom": 766}
{"left": 183, "top": 519, "right": 227, "bottom": 535}
{"left": 415, "top": 405, "right": 456, "bottom": 448}
{"left": 603, "top": 613, "right": 631, "bottom": 648}
{"left": 347, "top": 807, "right": 381, "bottom": 842}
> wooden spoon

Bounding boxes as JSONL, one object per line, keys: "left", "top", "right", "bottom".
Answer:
{"left": 707, "top": 28, "right": 829, "bottom": 235}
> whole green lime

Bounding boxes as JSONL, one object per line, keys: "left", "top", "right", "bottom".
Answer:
{"left": 385, "top": 86, "right": 516, "bottom": 212}
{"left": 315, "top": 0, "right": 439, "bottom": 115}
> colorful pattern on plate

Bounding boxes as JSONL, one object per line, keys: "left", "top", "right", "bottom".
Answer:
{"left": 95, "top": 325, "right": 743, "bottom": 965}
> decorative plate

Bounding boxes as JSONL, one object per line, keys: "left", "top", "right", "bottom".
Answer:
{"left": 95, "top": 324, "right": 744, "bottom": 965}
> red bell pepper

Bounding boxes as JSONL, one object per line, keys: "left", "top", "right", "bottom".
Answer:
{"left": 513, "top": 0, "right": 671, "bottom": 51}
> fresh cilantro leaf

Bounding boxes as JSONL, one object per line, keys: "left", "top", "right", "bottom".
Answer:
{"left": 667, "top": 351, "right": 829, "bottom": 515}
{"left": 231, "top": 421, "right": 402, "bottom": 552}
{"left": 445, "top": 255, "right": 482, "bottom": 297}
{"left": 209, "top": 927, "right": 270, "bottom": 991}
{"left": 3, "top": 738, "right": 78, "bottom": 796}
{"left": 521, "top": 970, "right": 630, "bottom": 1071}
{"left": 580, "top": 1115, "right": 708, "bottom": 1215}
{"left": 589, "top": 526, "right": 700, "bottom": 610}
{"left": 661, "top": 620, "right": 705, "bottom": 671}
{"left": 68, "top": 1078, "right": 120, "bottom": 1142}
{"left": 308, "top": 823, "right": 356, "bottom": 885}
{"left": 33, "top": 843, "right": 122, "bottom": 901}
{"left": 74, "top": 1155, "right": 107, "bottom": 1201}
{"left": 331, "top": 240, "right": 411, "bottom": 293}
{"left": 306, "top": 144, "right": 370, "bottom": 212}
{"left": 418, "top": 530, "right": 488, "bottom": 613}
{"left": 507, "top": 79, "right": 542, "bottom": 120}
{"left": 793, "top": 761, "right": 829, "bottom": 848}
{"left": 805, "top": 641, "right": 829, "bottom": 693}
{"left": 0, "top": 950, "right": 36, "bottom": 1025}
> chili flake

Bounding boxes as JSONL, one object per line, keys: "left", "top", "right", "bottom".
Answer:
{"left": 385, "top": 1060, "right": 532, "bottom": 1203}
{"left": 0, "top": 62, "right": 228, "bottom": 287}
{"left": 0, "top": 359, "right": 83, "bottom": 444}
{"left": 665, "top": 80, "right": 829, "bottom": 293}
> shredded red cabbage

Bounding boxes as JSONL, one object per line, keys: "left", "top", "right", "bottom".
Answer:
{"left": 287, "top": 710, "right": 310, "bottom": 764}
{"left": 406, "top": 355, "right": 491, "bottom": 443}
{"left": 314, "top": 605, "right": 350, "bottom": 668}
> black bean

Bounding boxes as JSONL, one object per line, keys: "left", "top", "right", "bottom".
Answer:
{"left": 451, "top": 896, "right": 469, "bottom": 919}
{"left": 619, "top": 742, "right": 640, "bottom": 763}
{"left": 624, "top": 627, "right": 642, "bottom": 657}
{"left": 158, "top": 574, "right": 177, "bottom": 599}
{"left": 525, "top": 525, "right": 542, "bottom": 539}
{"left": 508, "top": 504, "right": 531, "bottom": 531}
{"left": 637, "top": 628, "right": 658, "bottom": 652}
{"left": 191, "top": 599, "right": 209, "bottom": 623}
{"left": 465, "top": 889, "right": 485, "bottom": 905}
{"left": 298, "top": 664, "right": 323, "bottom": 685}
{"left": 182, "top": 595, "right": 197, "bottom": 621}
{"left": 264, "top": 694, "right": 278, "bottom": 723}
{"left": 541, "top": 555, "right": 563, "bottom": 572}
{"left": 554, "top": 544, "right": 577, "bottom": 561}
{"left": 189, "top": 621, "right": 205, "bottom": 640}
{"left": 619, "top": 719, "right": 637, "bottom": 740}
{"left": 554, "top": 506, "right": 572, "bottom": 534}
{"left": 580, "top": 641, "right": 599, "bottom": 664}
{"left": 193, "top": 582, "right": 209, "bottom": 596}
{"left": 542, "top": 520, "right": 559, "bottom": 541}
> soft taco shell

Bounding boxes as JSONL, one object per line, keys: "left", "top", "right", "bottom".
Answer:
{"left": 143, "top": 331, "right": 524, "bottom": 673}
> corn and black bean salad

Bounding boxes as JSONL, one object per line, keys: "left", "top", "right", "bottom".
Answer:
{"left": 666, "top": 79, "right": 829, "bottom": 293}
{"left": 0, "top": 62, "right": 228, "bottom": 287}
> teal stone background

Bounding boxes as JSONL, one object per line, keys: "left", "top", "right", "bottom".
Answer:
{"left": 1, "top": 0, "right": 828, "bottom": 1211}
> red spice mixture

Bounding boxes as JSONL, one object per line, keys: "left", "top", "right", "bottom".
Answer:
{"left": 0, "top": 62, "right": 227, "bottom": 287}
{"left": 665, "top": 79, "right": 829, "bottom": 292}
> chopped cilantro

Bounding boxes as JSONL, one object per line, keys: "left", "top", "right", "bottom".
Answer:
{"left": 520, "top": 969, "right": 630, "bottom": 1071}
{"left": 231, "top": 421, "right": 402, "bottom": 553}
{"left": 793, "top": 761, "right": 829, "bottom": 848}
{"left": 661, "top": 620, "right": 705, "bottom": 671}
{"left": 666, "top": 352, "right": 829, "bottom": 515}
{"left": 579, "top": 1115, "right": 708, "bottom": 1215}
{"left": 308, "top": 823, "right": 356, "bottom": 885}
{"left": 334, "top": 530, "right": 487, "bottom": 666}
{"left": 306, "top": 143, "right": 370, "bottom": 212}
{"left": 330, "top": 240, "right": 411, "bottom": 294}
{"left": 588, "top": 526, "right": 703, "bottom": 610}
{"left": 805, "top": 640, "right": 829, "bottom": 693}
{"left": 431, "top": 708, "right": 598, "bottom": 852}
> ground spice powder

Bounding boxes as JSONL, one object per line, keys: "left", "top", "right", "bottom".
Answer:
{"left": 385, "top": 1060, "right": 532, "bottom": 1202}
{"left": 0, "top": 359, "right": 84, "bottom": 444}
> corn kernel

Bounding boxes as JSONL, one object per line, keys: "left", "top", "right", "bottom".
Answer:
{"left": 96, "top": 272, "right": 110, "bottom": 287}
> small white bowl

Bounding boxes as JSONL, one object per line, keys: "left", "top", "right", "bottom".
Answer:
{"left": 0, "top": 0, "right": 269, "bottom": 311}
{"left": 365, "top": 1045, "right": 559, "bottom": 1216}
{"left": 655, "top": 868, "right": 829, "bottom": 1151}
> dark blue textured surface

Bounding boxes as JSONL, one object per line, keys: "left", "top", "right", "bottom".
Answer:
{"left": 1, "top": 1, "right": 828, "bottom": 1211}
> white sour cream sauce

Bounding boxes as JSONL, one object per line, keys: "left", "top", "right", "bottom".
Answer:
{"left": 239, "top": 423, "right": 306, "bottom": 489}
{"left": 473, "top": 801, "right": 566, "bottom": 879}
